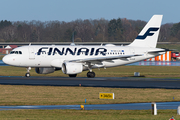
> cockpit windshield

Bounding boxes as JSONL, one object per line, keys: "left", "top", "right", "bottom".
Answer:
{"left": 10, "top": 51, "right": 22, "bottom": 54}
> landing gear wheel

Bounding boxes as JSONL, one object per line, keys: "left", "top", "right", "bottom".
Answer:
{"left": 69, "top": 74, "right": 77, "bottom": 77}
{"left": 25, "top": 67, "right": 31, "bottom": 77}
{"left": 87, "top": 72, "right": 95, "bottom": 78}
{"left": 25, "top": 73, "right": 30, "bottom": 77}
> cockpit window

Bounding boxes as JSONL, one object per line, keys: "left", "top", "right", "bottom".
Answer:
{"left": 19, "top": 51, "right": 22, "bottom": 54}
{"left": 10, "top": 51, "right": 15, "bottom": 54}
{"left": 10, "top": 51, "right": 22, "bottom": 54}
{"left": 15, "top": 51, "right": 18, "bottom": 54}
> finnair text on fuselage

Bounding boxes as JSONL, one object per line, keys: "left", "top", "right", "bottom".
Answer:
{"left": 37, "top": 47, "right": 125, "bottom": 56}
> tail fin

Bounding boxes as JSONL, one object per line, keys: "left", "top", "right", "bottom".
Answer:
{"left": 129, "top": 15, "right": 163, "bottom": 48}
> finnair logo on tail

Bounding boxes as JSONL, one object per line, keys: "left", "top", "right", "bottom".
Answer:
{"left": 136, "top": 27, "right": 159, "bottom": 39}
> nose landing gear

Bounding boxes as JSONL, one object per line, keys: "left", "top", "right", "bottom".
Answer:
{"left": 25, "top": 67, "right": 31, "bottom": 77}
{"left": 25, "top": 73, "right": 30, "bottom": 77}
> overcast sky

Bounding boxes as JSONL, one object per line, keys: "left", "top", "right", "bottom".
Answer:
{"left": 1, "top": 0, "right": 179, "bottom": 24}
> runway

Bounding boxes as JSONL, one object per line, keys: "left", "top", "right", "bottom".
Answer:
{"left": 0, "top": 76, "right": 180, "bottom": 89}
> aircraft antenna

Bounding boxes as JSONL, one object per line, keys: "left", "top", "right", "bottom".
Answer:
{"left": 70, "top": 32, "right": 75, "bottom": 46}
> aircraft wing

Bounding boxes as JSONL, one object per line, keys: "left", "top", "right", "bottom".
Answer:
{"left": 68, "top": 54, "right": 142, "bottom": 63}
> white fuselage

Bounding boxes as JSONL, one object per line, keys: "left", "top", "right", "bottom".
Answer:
{"left": 3, "top": 45, "right": 160, "bottom": 69}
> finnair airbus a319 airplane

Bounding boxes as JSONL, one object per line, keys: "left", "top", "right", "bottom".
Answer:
{"left": 3, "top": 15, "right": 166, "bottom": 78}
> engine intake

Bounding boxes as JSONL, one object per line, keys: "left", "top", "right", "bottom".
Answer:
{"left": 62, "top": 62, "right": 83, "bottom": 74}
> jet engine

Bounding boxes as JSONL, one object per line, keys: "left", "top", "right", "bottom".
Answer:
{"left": 35, "top": 67, "right": 55, "bottom": 74}
{"left": 62, "top": 62, "right": 83, "bottom": 74}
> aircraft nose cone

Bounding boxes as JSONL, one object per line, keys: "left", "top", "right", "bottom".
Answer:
{"left": 2, "top": 55, "right": 10, "bottom": 65}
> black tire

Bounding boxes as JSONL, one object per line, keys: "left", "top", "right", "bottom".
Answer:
{"left": 87, "top": 72, "right": 95, "bottom": 78}
{"left": 25, "top": 73, "right": 30, "bottom": 77}
{"left": 69, "top": 74, "right": 77, "bottom": 77}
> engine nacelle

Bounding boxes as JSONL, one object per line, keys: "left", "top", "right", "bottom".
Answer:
{"left": 35, "top": 67, "right": 55, "bottom": 74}
{"left": 62, "top": 62, "right": 83, "bottom": 74}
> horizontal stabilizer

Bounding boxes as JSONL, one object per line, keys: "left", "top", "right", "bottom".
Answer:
{"left": 147, "top": 49, "right": 166, "bottom": 53}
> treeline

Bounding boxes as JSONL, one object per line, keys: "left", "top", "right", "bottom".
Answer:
{"left": 0, "top": 18, "right": 179, "bottom": 42}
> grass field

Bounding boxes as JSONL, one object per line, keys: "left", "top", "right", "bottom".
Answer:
{"left": 0, "top": 109, "right": 179, "bottom": 120}
{"left": 1, "top": 85, "right": 180, "bottom": 106}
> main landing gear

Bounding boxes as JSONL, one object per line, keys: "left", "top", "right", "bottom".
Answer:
{"left": 86, "top": 63, "right": 95, "bottom": 78}
{"left": 68, "top": 72, "right": 95, "bottom": 78}
{"left": 87, "top": 71, "right": 95, "bottom": 78}
{"left": 25, "top": 67, "right": 31, "bottom": 77}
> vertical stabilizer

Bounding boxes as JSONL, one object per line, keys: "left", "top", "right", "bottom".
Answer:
{"left": 129, "top": 15, "right": 163, "bottom": 48}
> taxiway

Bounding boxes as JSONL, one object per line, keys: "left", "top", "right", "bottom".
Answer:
{"left": 0, "top": 76, "right": 180, "bottom": 89}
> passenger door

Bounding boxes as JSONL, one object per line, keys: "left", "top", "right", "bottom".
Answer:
{"left": 29, "top": 47, "right": 35, "bottom": 59}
